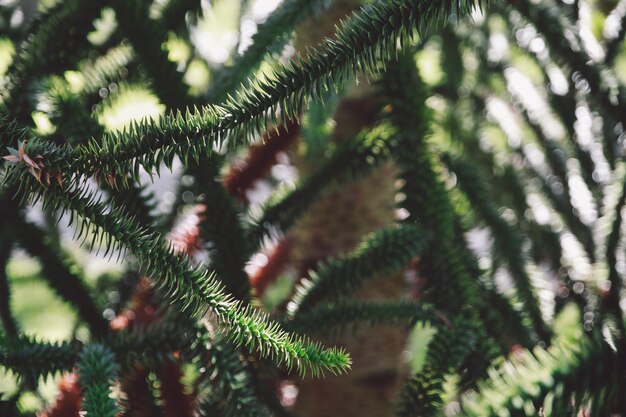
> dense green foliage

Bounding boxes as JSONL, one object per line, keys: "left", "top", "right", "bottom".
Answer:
{"left": 1, "top": 0, "right": 626, "bottom": 415}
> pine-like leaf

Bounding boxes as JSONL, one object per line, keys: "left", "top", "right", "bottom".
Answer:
{"left": 288, "top": 224, "right": 426, "bottom": 315}
{"left": 396, "top": 317, "right": 478, "bottom": 417}
{"left": 18, "top": 0, "right": 485, "bottom": 182}
{"left": 78, "top": 344, "right": 120, "bottom": 417}
{"left": 0, "top": 333, "right": 77, "bottom": 381}
{"left": 5, "top": 171, "right": 350, "bottom": 376}
{"left": 285, "top": 300, "right": 436, "bottom": 334}
{"left": 443, "top": 153, "right": 550, "bottom": 342}
{"left": 462, "top": 331, "right": 617, "bottom": 416}
{"left": 250, "top": 124, "right": 394, "bottom": 245}
{"left": 194, "top": 333, "right": 269, "bottom": 417}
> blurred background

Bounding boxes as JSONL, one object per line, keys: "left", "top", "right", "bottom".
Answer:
{"left": 2, "top": 0, "right": 626, "bottom": 414}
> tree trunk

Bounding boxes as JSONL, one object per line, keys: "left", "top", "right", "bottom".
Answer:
{"left": 290, "top": 2, "right": 410, "bottom": 415}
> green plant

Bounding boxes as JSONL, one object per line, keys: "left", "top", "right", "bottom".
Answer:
{"left": 1, "top": 0, "right": 626, "bottom": 416}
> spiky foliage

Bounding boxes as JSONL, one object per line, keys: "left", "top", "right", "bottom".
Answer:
{"left": 396, "top": 317, "right": 479, "bottom": 417}
{"left": 189, "top": 158, "right": 252, "bottom": 301}
{"left": 3, "top": 0, "right": 626, "bottom": 415}
{"left": 381, "top": 55, "right": 508, "bottom": 412}
{"left": 4, "top": 170, "right": 350, "bottom": 376}
{"left": 0, "top": 333, "right": 77, "bottom": 381}
{"left": 285, "top": 300, "right": 436, "bottom": 334}
{"left": 194, "top": 333, "right": 269, "bottom": 417}
{"left": 1, "top": 321, "right": 190, "bottom": 380}
{"left": 250, "top": 124, "right": 395, "bottom": 245}
{"left": 288, "top": 224, "right": 426, "bottom": 315}
{"left": 462, "top": 325, "right": 626, "bottom": 416}
{"left": 17, "top": 0, "right": 486, "bottom": 183}
{"left": 442, "top": 153, "right": 550, "bottom": 341}
{"left": 77, "top": 344, "right": 120, "bottom": 417}
{"left": 207, "top": 0, "right": 333, "bottom": 102}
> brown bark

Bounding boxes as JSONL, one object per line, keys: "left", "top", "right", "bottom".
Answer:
{"left": 290, "top": 162, "right": 408, "bottom": 417}
{"left": 290, "top": 2, "right": 410, "bottom": 415}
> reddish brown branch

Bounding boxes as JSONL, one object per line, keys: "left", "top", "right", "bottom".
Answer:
{"left": 119, "top": 366, "right": 160, "bottom": 417}
{"left": 250, "top": 238, "right": 292, "bottom": 297}
{"left": 223, "top": 120, "right": 300, "bottom": 203}
{"left": 155, "top": 362, "right": 195, "bottom": 417}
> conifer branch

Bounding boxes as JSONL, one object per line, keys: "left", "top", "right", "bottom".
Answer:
{"left": 0, "top": 333, "right": 77, "bottom": 381}
{"left": 78, "top": 344, "right": 120, "bottom": 417}
{"left": 285, "top": 300, "right": 436, "bottom": 334}
{"left": 288, "top": 225, "right": 426, "bottom": 315}
{"left": 462, "top": 332, "right": 612, "bottom": 416}
{"left": 207, "top": 0, "right": 332, "bottom": 102}
{"left": 38, "top": 76, "right": 159, "bottom": 227}
{"left": 382, "top": 54, "right": 505, "bottom": 379}
{"left": 0, "top": 322, "right": 192, "bottom": 382}
{"left": 189, "top": 159, "right": 252, "bottom": 301}
{"left": 112, "top": 0, "right": 193, "bottom": 110}
{"left": 250, "top": 125, "right": 393, "bottom": 245}
{"left": 210, "top": 305, "right": 351, "bottom": 376}
{"left": 381, "top": 58, "right": 478, "bottom": 312}
{"left": 22, "top": 0, "right": 485, "bottom": 182}
{"left": 5, "top": 0, "right": 626, "bottom": 413}
{"left": 1, "top": 0, "right": 104, "bottom": 122}
{"left": 443, "top": 153, "right": 551, "bottom": 342}
{"left": 395, "top": 366, "right": 445, "bottom": 417}
{"left": 194, "top": 334, "right": 269, "bottom": 417}
{"left": 396, "top": 317, "right": 478, "bottom": 417}
{"left": 452, "top": 216, "right": 535, "bottom": 349}
{"left": 4, "top": 172, "right": 350, "bottom": 376}
{"left": 510, "top": 0, "right": 626, "bottom": 126}
{"left": 78, "top": 43, "right": 135, "bottom": 96}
